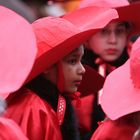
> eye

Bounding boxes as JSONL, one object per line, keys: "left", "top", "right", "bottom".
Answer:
{"left": 67, "top": 58, "right": 77, "bottom": 65}
{"left": 115, "top": 27, "right": 127, "bottom": 35}
{"left": 100, "top": 28, "right": 110, "bottom": 35}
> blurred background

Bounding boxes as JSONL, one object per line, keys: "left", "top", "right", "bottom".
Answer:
{"left": 0, "top": 0, "right": 139, "bottom": 23}
{"left": 0, "top": 0, "right": 81, "bottom": 22}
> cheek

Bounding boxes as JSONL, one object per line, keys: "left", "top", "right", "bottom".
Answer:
{"left": 63, "top": 73, "right": 73, "bottom": 93}
{"left": 118, "top": 37, "right": 127, "bottom": 51}
{"left": 62, "top": 66, "right": 72, "bottom": 84}
{"left": 88, "top": 35, "right": 105, "bottom": 54}
{"left": 63, "top": 67, "right": 74, "bottom": 83}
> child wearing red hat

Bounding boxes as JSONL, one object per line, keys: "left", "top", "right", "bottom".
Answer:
{"left": 64, "top": 1, "right": 140, "bottom": 139}
{"left": 0, "top": 6, "right": 37, "bottom": 139}
{"left": 91, "top": 36, "right": 140, "bottom": 139}
{"left": 4, "top": 6, "right": 118, "bottom": 140}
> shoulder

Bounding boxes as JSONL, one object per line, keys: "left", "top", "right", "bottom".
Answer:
{"left": 5, "top": 88, "right": 62, "bottom": 140}
{"left": 6, "top": 87, "right": 57, "bottom": 120}
{"left": 91, "top": 119, "right": 137, "bottom": 140}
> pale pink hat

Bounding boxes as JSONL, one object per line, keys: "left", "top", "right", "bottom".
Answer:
{"left": 100, "top": 37, "right": 140, "bottom": 120}
{"left": 79, "top": 0, "right": 129, "bottom": 8}
{"left": 79, "top": 0, "right": 140, "bottom": 35}
{"left": 0, "top": 6, "right": 37, "bottom": 97}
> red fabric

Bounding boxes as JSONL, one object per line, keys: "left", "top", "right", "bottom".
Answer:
{"left": 57, "top": 95, "right": 66, "bottom": 125}
{"left": 5, "top": 88, "right": 62, "bottom": 140}
{"left": 78, "top": 65, "right": 105, "bottom": 97}
{"left": 26, "top": 17, "right": 102, "bottom": 83}
{"left": 0, "top": 117, "right": 28, "bottom": 139}
{"left": 72, "top": 94, "right": 95, "bottom": 132}
{"left": 78, "top": 0, "right": 140, "bottom": 35}
{"left": 91, "top": 119, "right": 138, "bottom": 140}
{"left": 72, "top": 65, "right": 105, "bottom": 133}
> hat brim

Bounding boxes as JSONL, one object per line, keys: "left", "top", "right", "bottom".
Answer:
{"left": 67, "top": 2, "right": 140, "bottom": 35}
{"left": 26, "top": 7, "right": 118, "bottom": 83}
{"left": 115, "top": 3, "right": 140, "bottom": 35}
{"left": 0, "top": 6, "right": 37, "bottom": 96}
{"left": 63, "top": 6, "right": 118, "bottom": 30}
{"left": 78, "top": 65, "right": 105, "bottom": 96}
{"left": 100, "top": 59, "right": 140, "bottom": 120}
{"left": 25, "top": 29, "right": 98, "bottom": 83}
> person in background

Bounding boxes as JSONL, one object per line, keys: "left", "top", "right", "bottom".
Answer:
{"left": 4, "top": 7, "right": 118, "bottom": 140}
{"left": 0, "top": 6, "right": 37, "bottom": 139}
{"left": 63, "top": 0, "right": 140, "bottom": 139}
{"left": 91, "top": 36, "right": 140, "bottom": 140}
{"left": 79, "top": 0, "right": 140, "bottom": 77}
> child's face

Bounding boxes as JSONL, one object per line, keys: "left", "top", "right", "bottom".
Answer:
{"left": 61, "top": 46, "right": 85, "bottom": 93}
{"left": 88, "top": 21, "right": 128, "bottom": 62}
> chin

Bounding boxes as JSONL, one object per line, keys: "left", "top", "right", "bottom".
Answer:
{"left": 103, "top": 56, "right": 118, "bottom": 62}
{"left": 65, "top": 87, "right": 77, "bottom": 94}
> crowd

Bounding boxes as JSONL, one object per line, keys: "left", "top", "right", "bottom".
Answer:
{"left": 0, "top": 0, "right": 140, "bottom": 140}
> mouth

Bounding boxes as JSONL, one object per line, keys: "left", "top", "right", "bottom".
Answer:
{"left": 74, "top": 80, "right": 82, "bottom": 87}
{"left": 106, "top": 48, "right": 118, "bottom": 55}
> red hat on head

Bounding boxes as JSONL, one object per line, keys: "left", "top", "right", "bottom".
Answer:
{"left": 78, "top": 0, "right": 140, "bottom": 35}
{"left": 63, "top": 6, "right": 118, "bottom": 31}
{"left": 100, "top": 37, "right": 140, "bottom": 120}
{"left": 26, "top": 14, "right": 118, "bottom": 82}
{"left": 0, "top": 6, "right": 37, "bottom": 97}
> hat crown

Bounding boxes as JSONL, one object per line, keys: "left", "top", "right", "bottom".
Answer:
{"left": 130, "top": 37, "right": 140, "bottom": 88}
{"left": 32, "top": 17, "right": 80, "bottom": 49}
{"left": 79, "top": 0, "right": 129, "bottom": 8}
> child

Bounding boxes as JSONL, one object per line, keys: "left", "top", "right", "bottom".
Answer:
{"left": 4, "top": 7, "right": 118, "bottom": 140}
{"left": 0, "top": 6, "right": 37, "bottom": 139}
{"left": 64, "top": 1, "right": 140, "bottom": 139}
{"left": 91, "top": 36, "right": 140, "bottom": 139}
{"left": 77, "top": 0, "right": 140, "bottom": 77}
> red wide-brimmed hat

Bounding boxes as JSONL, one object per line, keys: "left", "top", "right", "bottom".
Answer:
{"left": 79, "top": 0, "right": 140, "bottom": 35}
{"left": 63, "top": 6, "right": 118, "bottom": 31}
{"left": 26, "top": 12, "right": 118, "bottom": 82}
{"left": 100, "top": 37, "right": 140, "bottom": 120}
{"left": 0, "top": 6, "right": 37, "bottom": 97}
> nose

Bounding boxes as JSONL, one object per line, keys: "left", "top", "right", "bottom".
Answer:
{"left": 107, "top": 31, "right": 117, "bottom": 45}
{"left": 78, "top": 63, "right": 86, "bottom": 75}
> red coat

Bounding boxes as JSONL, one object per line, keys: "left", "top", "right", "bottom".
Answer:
{"left": 0, "top": 117, "right": 28, "bottom": 139}
{"left": 72, "top": 94, "right": 94, "bottom": 133}
{"left": 91, "top": 119, "right": 138, "bottom": 140}
{"left": 72, "top": 65, "right": 105, "bottom": 134}
{"left": 4, "top": 88, "right": 63, "bottom": 140}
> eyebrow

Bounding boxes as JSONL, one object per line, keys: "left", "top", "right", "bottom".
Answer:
{"left": 69, "top": 53, "right": 80, "bottom": 58}
{"left": 117, "top": 22, "right": 130, "bottom": 28}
